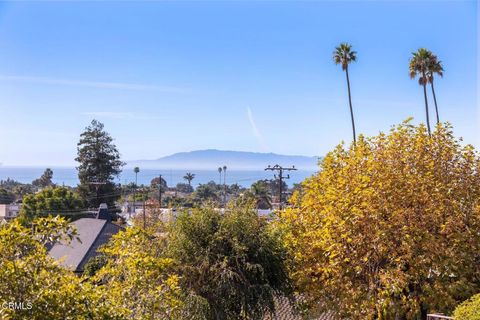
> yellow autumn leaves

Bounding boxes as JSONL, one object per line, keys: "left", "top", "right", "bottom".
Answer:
{"left": 277, "top": 120, "right": 480, "bottom": 319}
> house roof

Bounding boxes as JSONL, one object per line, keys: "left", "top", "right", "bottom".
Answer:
{"left": 48, "top": 218, "right": 121, "bottom": 272}
{"left": 264, "top": 296, "right": 334, "bottom": 320}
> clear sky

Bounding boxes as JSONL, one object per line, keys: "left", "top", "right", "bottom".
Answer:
{"left": 0, "top": 1, "right": 477, "bottom": 166}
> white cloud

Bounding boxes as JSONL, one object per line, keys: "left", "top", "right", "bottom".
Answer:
{"left": 0, "top": 74, "right": 187, "bottom": 93}
{"left": 247, "top": 107, "right": 268, "bottom": 151}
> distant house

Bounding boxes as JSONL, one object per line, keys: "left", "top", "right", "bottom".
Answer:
{"left": 0, "top": 203, "right": 21, "bottom": 220}
{"left": 48, "top": 204, "right": 122, "bottom": 273}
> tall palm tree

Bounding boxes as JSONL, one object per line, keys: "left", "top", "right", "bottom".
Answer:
{"left": 134, "top": 167, "right": 140, "bottom": 186}
{"left": 218, "top": 167, "right": 222, "bottom": 185}
{"left": 427, "top": 53, "right": 444, "bottom": 125}
{"left": 409, "top": 48, "right": 433, "bottom": 135}
{"left": 132, "top": 167, "right": 140, "bottom": 214}
{"left": 183, "top": 172, "right": 195, "bottom": 186}
{"left": 333, "top": 43, "right": 357, "bottom": 144}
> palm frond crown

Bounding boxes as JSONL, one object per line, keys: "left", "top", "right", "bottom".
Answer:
{"left": 333, "top": 43, "right": 357, "bottom": 70}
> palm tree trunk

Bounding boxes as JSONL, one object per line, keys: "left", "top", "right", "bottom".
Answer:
{"left": 430, "top": 81, "right": 440, "bottom": 124}
{"left": 345, "top": 67, "right": 357, "bottom": 144}
{"left": 422, "top": 82, "right": 431, "bottom": 136}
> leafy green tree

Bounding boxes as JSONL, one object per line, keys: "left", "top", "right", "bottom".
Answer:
{"left": 278, "top": 121, "right": 480, "bottom": 319}
{"left": 32, "top": 168, "right": 54, "bottom": 188}
{"left": 167, "top": 201, "right": 292, "bottom": 319}
{"left": 409, "top": 48, "right": 434, "bottom": 135}
{"left": 12, "top": 184, "right": 34, "bottom": 199}
{"left": 176, "top": 182, "right": 194, "bottom": 194}
{"left": 18, "top": 186, "right": 84, "bottom": 223}
{"left": 248, "top": 180, "right": 272, "bottom": 209}
{"left": 334, "top": 43, "right": 357, "bottom": 144}
{"left": 0, "top": 188, "right": 15, "bottom": 204}
{"left": 0, "top": 216, "right": 118, "bottom": 319}
{"left": 454, "top": 294, "right": 480, "bottom": 320}
{"left": 183, "top": 172, "right": 195, "bottom": 186}
{"left": 194, "top": 182, "right": 219, "bottom": 203}
{"left": 75, "top": 120, "right": 125, "bottom": 208}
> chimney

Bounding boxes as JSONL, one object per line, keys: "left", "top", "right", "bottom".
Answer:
{"left": 96, "top": 203, "right": 110, "bottom": 221}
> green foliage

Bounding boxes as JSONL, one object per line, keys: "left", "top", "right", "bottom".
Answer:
{"left": 193, "top": 182, "right": 220, "bottom": 203}
{"left": 76, "top": 120, "right": 125, "bottom": 207}
{"left": 183, "top": 172, "right": 195, "bottom": 186}
{"left": 83, "top": 255, "right": 108, "bottom": 277}
{"left": 279, "top": 121, "right": 480, "bottom": 319}
{"left": 0, "top": 216, "right": 118, "bottom": 319}
{"left": 32, "top": 168, "right": 54, "bottom": 188}
{"left": 18, "top": 186, "right": 84, "bottom": 223}
{"left": 454, "top": 293, "right": 480, "bottom": 320}
{"left": 0, "top": 188, "right": 15, "bottom": 204}
{"left": 167, "top": 201, "right": 292, "bottom": 319}
{"left": 247, "top": 180, "right": 272, "bottom": 209}
{"left": 176, "top": 182, "right": 193, "bottom": 194}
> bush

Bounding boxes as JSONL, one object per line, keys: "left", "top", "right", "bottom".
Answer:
{"left": 454, "top": 294, "right": 480, "bottom": 320}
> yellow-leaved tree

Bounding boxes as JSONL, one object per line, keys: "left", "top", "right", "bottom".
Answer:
{"left": 278, "top": 120, "right": 480, "bottom": 319}
{"left": 0, "top": 216, "right": 120, "bottom": 319}
{"left": 92, "top": 226, "right": 185, "bottom": 320}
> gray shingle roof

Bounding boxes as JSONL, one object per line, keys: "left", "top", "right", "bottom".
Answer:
{"left": 48, "top": 218, "right": 121, "bottom": 272}
{"left": 264, "top": 296, "right": 335, "bottom": 320}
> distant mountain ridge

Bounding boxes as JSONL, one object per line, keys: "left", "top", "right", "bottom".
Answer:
{"left": 128, "top": 149, "right": 319, "bottom": 170}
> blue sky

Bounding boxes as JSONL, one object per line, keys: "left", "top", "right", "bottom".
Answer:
{"left": 0, "top": 1, "right": 477, "bottom": 166}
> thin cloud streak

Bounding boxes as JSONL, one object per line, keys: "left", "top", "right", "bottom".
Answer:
{"left": 247, "top": 107, "right": 268, "bottom": 152}
{"left": 0, "top": 74, "right": 187, "bottom": 93}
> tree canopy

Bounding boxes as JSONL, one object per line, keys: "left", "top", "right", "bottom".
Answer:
{"left": 32, "top": 168, "right": 54, "bottom": 188}
{"left": 167, "top": 201, "right": 292, "bottom": 319}
{"left": 76, "top": 120, "right": 124, "bottom": 208}
{"left": 18, "top": 186, "right": 84, "bottom": 223}
{"left": 278, "top": 120, "right": 480, "bottom": 319}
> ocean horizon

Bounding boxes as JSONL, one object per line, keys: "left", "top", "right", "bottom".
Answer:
{"left": 0, "top": 166, "right": 316, "bottom": 188}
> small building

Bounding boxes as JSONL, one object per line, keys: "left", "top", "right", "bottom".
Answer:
{"left": 48, "top": 204, "right": 122, "bottom": 273}
{"left": 0, "top": 203, "right": 21, "bottom": 220}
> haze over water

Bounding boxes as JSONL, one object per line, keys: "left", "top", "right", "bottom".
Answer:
{"left": 0, "top": 166, "right": 316, "bottom": 188}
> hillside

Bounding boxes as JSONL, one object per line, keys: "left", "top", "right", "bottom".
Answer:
{"left": 128, "top": 149, "right": 319, "bottom": 170}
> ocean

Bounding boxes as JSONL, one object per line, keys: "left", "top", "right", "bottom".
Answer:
{"left": 0, "top": 166, "right": 316, "bottom": 188}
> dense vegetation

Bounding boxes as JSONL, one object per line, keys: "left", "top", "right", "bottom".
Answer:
{"left": 278, "top": 121, "right": 480, "bottom": 319}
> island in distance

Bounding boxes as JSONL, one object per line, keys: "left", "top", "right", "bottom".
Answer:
{"left": 127, "top": 149, "right": 320, "bottom": 171}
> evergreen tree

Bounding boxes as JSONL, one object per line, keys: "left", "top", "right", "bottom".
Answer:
{"left": 75, "top": 120, "right": 124, "bottom": 208}
{"left": 32, "top": 168, "right": 54, "bottom": 188}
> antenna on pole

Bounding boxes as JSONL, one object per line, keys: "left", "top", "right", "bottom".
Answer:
{"left": 264, "top": 164, "right": 297, "bottom": 209}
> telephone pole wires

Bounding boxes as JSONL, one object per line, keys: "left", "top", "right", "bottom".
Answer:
{"left": 158, "top": 174, "right": 163, "bottom": 208}
{"left": 264, "top": 164, "right": 297, "bottom": 209}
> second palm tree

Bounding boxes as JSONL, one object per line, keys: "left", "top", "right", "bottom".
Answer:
{"left": 334, "top": 43, "right": 358, "bottom": 144}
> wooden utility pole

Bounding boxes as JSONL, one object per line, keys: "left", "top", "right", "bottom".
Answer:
{"left": 143, "top": 188, "right": 146, "bottom": 229}
{"left": 264, "top": 164, "right": 297, "bottom": 209}
{"left": 88, "top": 180, "right": 107, "bottom": 208}
{"left": 158, "top": 174, "right": 163, "bottom": 208}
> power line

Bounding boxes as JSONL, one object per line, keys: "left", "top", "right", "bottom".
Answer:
{"left": 265, "top": 164, "right": 297, "bottom": 210}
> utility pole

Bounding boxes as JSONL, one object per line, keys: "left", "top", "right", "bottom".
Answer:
{"left": 142, "top": 188, "right": 146, "bottom": 229}
{"left": 223, "top": 165, "right": 227, "bottom": 205}
{"left": 264, "top": 164, "right": 297, "bottom": 209}
{"left": 158, "top": 174, "right": 163, "bottom": 208}
{"left": 88, "top": 180, "right": 107, "bottom": 209}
